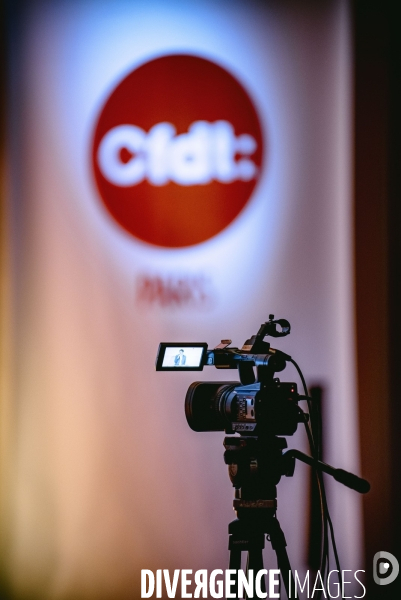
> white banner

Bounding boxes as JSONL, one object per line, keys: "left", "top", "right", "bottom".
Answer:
{"left": 5, "top": 1, "right": 362, "bottom": 597}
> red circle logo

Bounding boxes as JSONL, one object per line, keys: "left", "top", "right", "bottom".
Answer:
{"left": 92, "top": 54, "right": 264, "bottom": 247}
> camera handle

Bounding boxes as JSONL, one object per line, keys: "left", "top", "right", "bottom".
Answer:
{"left": 282, "top": 449, "right": 370, "bottom": 494}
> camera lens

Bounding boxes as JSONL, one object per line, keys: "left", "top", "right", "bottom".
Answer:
{"left": 185, "top": 380, "right": 300, "bottom": 435}
{"left": 185, "top": 382, "right": 238, "bottom": 432}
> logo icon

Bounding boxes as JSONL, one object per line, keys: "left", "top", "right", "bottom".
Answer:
{"left": 92, "top": 54, "right": 264, "bottom": 247}
{"left": 373, "top": 551, "right": 399, "bottom": 585}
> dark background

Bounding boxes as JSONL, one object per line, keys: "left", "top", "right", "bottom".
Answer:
{"left": 353, "top": 0, "right": 401, "bottom": 596}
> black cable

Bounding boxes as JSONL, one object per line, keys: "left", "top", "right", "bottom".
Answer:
{"left": 289, "top": 358, "right": 308, "bottom": 395}
{"left": 290, "top": 358, "right": 345, "bottom": 596}
{"left": 300, "top": 406, "right": 344, "bottom": 597}
{"left": 289, "top": 359, "right": 317, "bottom": 447}
{"left": 301, "top": 411, "right": 329, "bottom": 597}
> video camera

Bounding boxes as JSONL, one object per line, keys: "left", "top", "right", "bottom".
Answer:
{"left": 155, "top": 315, "right": 370, "bottom": 599}
{"left": 155, "top": 315, "right": 303, "bottom": 437}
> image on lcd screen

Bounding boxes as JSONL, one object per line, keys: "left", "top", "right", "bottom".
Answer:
{"left": 162, "top": 347, "right": 204, "bottom": 368}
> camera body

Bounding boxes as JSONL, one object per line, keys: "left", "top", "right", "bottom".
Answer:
{"left": 156, "top": 316, "right": 303, "bottom": 438}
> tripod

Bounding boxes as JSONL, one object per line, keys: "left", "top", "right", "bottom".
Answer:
{"left": 223, "top": 431, "right": 370, "bottom": 600}
{"left": 224, "top": 435, "right": 297, "bottom": 599}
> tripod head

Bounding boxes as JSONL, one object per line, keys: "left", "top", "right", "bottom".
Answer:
{"left": 224, "top": 435, "right": 292, "bottom": 508}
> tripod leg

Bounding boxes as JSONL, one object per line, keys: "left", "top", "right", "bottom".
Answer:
{"left": 228, "top": 547, "right": 241, "bottom": 599}
{"left": 229, "top": 547, "right": 241, "bottom": 570}
{"left": 275, "top": 545, "right": 296, "bottom": 599}
{"left": 269, "top": 519, "right": 298, "bottom": 600}
{"left": 246, "top": 549, "right": 266, "bottom": 600}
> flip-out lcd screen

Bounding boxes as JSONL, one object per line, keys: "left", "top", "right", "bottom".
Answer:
{"left": 155, "top": 343, "right": 208, "bottom": 371}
